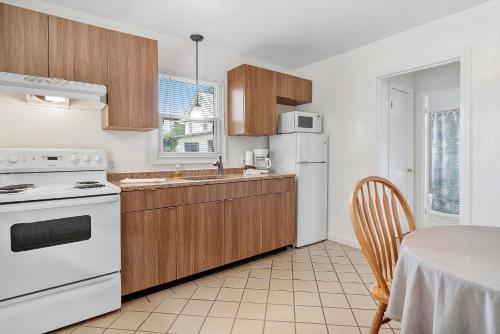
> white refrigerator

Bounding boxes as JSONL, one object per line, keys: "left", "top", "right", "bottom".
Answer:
{"left": 270, "top": 133, "right": 328, "bottom": 247}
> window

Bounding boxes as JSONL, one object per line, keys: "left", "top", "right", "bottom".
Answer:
{"left": 157, "top": 75, "right": 223, "bottom": 161}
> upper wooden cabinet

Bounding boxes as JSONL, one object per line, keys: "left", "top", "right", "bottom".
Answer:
{"left": 227, "top": 64, "right": 312, "bottom": 136}
{"left": 0, "top": 3, "right": 48, "bottom": 76}
{"left": 48, "top": 16, "right": 109, "bottom": 84}
{"left": 104, "top": 31, "right": 158, "bottom": 131}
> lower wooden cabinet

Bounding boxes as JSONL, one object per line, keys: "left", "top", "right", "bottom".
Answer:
{"left": 262, "top": 192, "right": 296, "bottom": 252}
{"left": 121, "top": 207, "right": 177, "bottom": 295}
{"left": 177, "top": 201, "right": 225, "bottom": 278}
{"left": 224, "top": 196, "right": 262, "bottom": 263}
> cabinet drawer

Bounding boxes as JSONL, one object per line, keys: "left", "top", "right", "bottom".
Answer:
{"left": 176, "top": 184, "right": 223, "bottom": 205}
{"left": 121, "top": 188, "right": 176, "bottom": 212}
{"left": 262, "top": 177, "right": 296, "bottom": 194}
{"left": 222, "top": 180, "right": 262, "bottom": 199}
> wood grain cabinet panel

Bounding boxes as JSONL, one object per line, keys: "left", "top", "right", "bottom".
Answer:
{"left": 48, "top": 16, "right": 108, "bottom": 84}
{"left": 224, "top": 196, "right": 262, "bottom": 263}
{"left": 222, "top": 180, "right": 262, "bottom": 199}
{"left": 104, "top": 30, "right": 158, "bottom": 131}
{"left": 177, "top": 201, "right": 225, "bottom": 278}
{"left": 262, "top": 177, "right": 295, "bottom": 194}
{"left": 121, "top": 188, "right": 177, "bottom": 213}
{"left": 121, "top": 207, "right": 177, "bottom": 295}
{"left": 277, "top": 73, "right": 312, "bottom": 105}
{"left": 262, "top": 192, "right": 296, "bottom": 252}
{"left": 0, "top": 3, "right": 48, "bottom": 76}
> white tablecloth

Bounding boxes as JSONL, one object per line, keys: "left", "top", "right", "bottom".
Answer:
{"left": 386, "top": 225, "right": 500, "bottom": 334}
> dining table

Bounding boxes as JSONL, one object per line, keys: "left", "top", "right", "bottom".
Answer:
{"left": 386, "top": 225, "right": 500, "bottom": 334}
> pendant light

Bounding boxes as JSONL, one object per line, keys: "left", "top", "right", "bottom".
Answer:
{"left": 189, "top": 34, "right": 204, "bottom": 120}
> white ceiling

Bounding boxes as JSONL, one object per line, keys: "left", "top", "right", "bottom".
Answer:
{"left": 42, "top": 0, "right": 489, "bottom": 69}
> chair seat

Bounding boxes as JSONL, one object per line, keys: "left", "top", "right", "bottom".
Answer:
{"left": 370, "top": 282, "right": 390, "bottom": 305}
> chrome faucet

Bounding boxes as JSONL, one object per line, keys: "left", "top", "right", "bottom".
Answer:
{"left": 212, "top": 156, "right": 224, "bottom": 176}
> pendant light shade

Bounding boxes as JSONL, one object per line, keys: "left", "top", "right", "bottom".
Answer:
{"left": 189, "top": 34, "right": 204, "bottom": 120}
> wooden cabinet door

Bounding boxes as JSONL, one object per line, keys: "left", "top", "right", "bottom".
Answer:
{"left": 177, "top": 201, "right": 225, "bottom": 278}
{"left": 121, "top": 207, "right": 177, "bottom": 295}
{"left": 105, "top": 31, "right": 158, "bottom": 130}
{"left": 0, "top": 3, "right": 48, "bottom": 76}
{"left": 245, "top": 65, "right": 277, "bottom": 135}
{"left": 294, "top": 77, "right": 312, "bottom": 104}
{"left": 224, "top": 196, "right": 262, "bottom": 263}
{"left": 277, "top": 73, "right": 312, "bottom": 105}
{"left": 48, "top": 16, "right": 108, "bottom": 84}
{"left": 262, "top": 192, "right": 296, "bottom": 252}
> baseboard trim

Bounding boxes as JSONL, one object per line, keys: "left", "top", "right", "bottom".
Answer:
{"left": 327, "top": 233, "right": 360, "bottom": 249}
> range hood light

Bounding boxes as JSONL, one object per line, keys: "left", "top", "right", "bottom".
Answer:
{"left": 26, "top": 94, "right": 70, "bottom": 107}
{"left": 42, "top": 96, "right": 68, "bottom": 103}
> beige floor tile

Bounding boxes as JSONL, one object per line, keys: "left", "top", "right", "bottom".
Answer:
{"left": 323, "top": 307, "right": 357, "bottom": 326}
{"left": 271, "top": 269, "right": 293, "bottom": 279}
{"left": 295, "top": 322, "right": 328, "bottom": 334}
{"left": 352, "top": 309, "right": 376, "bottom": 327}
{"left": 231, "top": 269, "right": 252, "bottom": 278}
{"left": 102, "top": 329, "right": 134, "bottom": 334}
{"left": 224, "top": 276, "right": 248, "bottom": 288}
{"left": 121, "top": 297, "right": 148, "bottom": 311}
{"left": 246, "top": 278, "right": 270, "bottom": 289}
{"left": 237, "top": 302, "right": 267, "bottom": 320}
{"left": 272, "top": 261, "right": 293, "bottom": 270}
{"left": 314, "top": 271, "right": 338, "bottom": 282}
{"left": 292, "top": 270, "right": 315, "bottom": 281}
{"left": 208, "top": 301, "right": 239, "bottom": 318}
{"left": 191, "top": 286, "right": 220, "bottom": 300}
{"left": 109, "top": 311, "right": 149, "bottom": 330}
{"left": 264, "top": 321, "right": 295, "bottom": 334}
{"left": 327, "top": 250, "right": 346, "bottom": 257}
{"left": 345, "top": 250, "right": 364, "bottom": 258}
{"left": 250, "top": 260, "right": 273, "bottom": 269}
{"left": 294, "top": 291, "right": 321, "bottom": 306}
{"left": 168, "top": 315, "right": 204, "bottom": 334}
{"left": 217, "top": 288, "right": 244, "bottom": 302}
{"left": 270, "top": 279, "right": 293, "bottom": 291}
{"left": 341, "top": 283, "right": 370, "bottom": 295}
{"left": 195, "top": 275, "right": 225, "bottom": 288}
{"left": 390, "top": 321, "right": 401, "bottom": 329}
{"left": 324, "top": 243, "right": 343, "bottom": 251}
{"left": 268, "top": 290, "right": 294, "bottom": 305}
{"left": 294, "top": 306, "right": 325, "bottom": 324}
{"left": 215, "top": 269, "right": 239, "bottom": 279}
{"left": 181, "top": 299, "right": 214, "bottom": 316}
{"left": 350, "top": 257, "right": 369, "bottom": 265}
{"left": 155, "top": 298, "right": 188, "bottom": 314}
{"left": 327, "top": 325, "right": 361, "bottom": 334}
{"left": 359, "top": 328, "right": 393, "bottom": 334}
{"left": 317, "top": 281, "right": 343, "bottom": 294}
{"left": 49, "top": 326, "right": 77, "bottom": 334}
{"left": 337, "top": 273, "right": 362, "bottom": 283}
{"left": 72, "top": 328, "right": 104, "bottom": 334}
{"left": 232, "top": 319, "right": 264, "bottom": 334}
{"left": 312, "top": 263, "right": 334, "bottom": 272}
{"left": 250, "top": 268, "right": 272, "bottom": 278}
{"left": 242, "top": 289, "right": 269, "bottom": 303}
{"left": 309, "top": 249, "right": 328, "bottom": 256}
{"left": 354, "top": 265, "right": 372, "bottom": 274}
{"left": 359, "top": 273, "right": 376, "bottom": 284}
{"left": 138, "top": 313, "right": 176, "bottom": 333}
{"left": 83, "top": 311, "right": 122, "bottom": 328}
{"left": 293, "top": 262, "right": 313, "bottom": 270}
{"left": 311, "top": 255, "right": 330, "bottom": 264}
{"left": 334, "top": 264, "right": 356, "bottom": 273}
{"left": 292, "top": 255, "right": 311, "bottom": 263}
{"left": 199, "top": 317, "right": 234, "bottom": 334}
{"left": 171, "top": 283, "right": 197, "bottom": 298}
{"left": 346, "top": 295, "right": 377, "bottom": 310}
{"left": 293, "top": 280, "right": 318, "bottom": 292}
{"left": 266, "top": 304, "right": 295, "bottom": 322}
{"left": 330, "top": 256, "right": 351, "bottom": 265}
{"left": 147, "top": 288, "right": 175, "bottom": 302}
{"left": 320, "top": 293, "right": 349, "bottom": 308}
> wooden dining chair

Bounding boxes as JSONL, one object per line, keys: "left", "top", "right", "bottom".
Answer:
{"left": 349, "top": 176, "right": 416, "bottom": 334}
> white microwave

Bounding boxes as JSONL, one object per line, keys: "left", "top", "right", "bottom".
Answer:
{"left": 278, "top": 111, "right": 322, "bottom": 134}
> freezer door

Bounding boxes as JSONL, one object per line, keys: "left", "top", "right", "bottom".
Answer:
{"left": 296, "top": 163, "right": 328, "bottom": 247}
{"left": 269, "top": 133, "right": 297, "bottom": 173}
{"left": 296, "top": 133, "right": 328, "bottom": 163}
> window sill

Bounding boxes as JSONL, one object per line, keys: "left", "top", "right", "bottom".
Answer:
{"left": 152, "top": 153, "right": 223, "bottom": 165}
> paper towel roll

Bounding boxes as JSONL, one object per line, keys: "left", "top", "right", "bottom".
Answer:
{"left": 245, "top": 150, "right": 254, "bottom": 166}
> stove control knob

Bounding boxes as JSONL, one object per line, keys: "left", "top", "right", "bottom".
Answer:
{"left": 93, "top": 155, "right": 102, "bottom": 163}
{"left": 69, "top": 154, "right": 80, "bottom": 164}
{"left": 7, "top": 155, "right": 19, "bottom": 163}
{"left": 82, "top": 155, "right": 91, "bottom": 163}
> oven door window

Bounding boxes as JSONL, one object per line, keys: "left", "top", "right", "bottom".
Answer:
{"left": 10, "top": 216, "right": 91, "bottom": 252}
{"left": 297, "top": 116, "right": 313, "bottom": 128}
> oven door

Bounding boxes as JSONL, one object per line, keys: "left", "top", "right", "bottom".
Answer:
{"left": 0, "top": 194, "right": 120, "bottom": 301}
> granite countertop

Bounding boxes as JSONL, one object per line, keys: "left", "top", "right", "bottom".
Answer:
{"left": 109, "top": 170, "right": 295, "bottom": 192}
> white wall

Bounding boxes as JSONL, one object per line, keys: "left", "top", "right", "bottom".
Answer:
{"left": 0, "top": 0, "right": 293, "bottom": 172}
{"left": 294, "top": 0, "right": 500, "bottom": 246}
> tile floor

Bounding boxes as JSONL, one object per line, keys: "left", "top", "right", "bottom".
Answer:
{"left": 51, "top": 240, "right": 400, "bottom": 334}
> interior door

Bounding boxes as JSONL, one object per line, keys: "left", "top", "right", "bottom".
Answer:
{"left": 389, "top": 85, "right": 414, "bottom": 209}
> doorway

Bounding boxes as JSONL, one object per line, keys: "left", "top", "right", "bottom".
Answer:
{"left": 378, "top": 61, "right": 464, "bottom": 228}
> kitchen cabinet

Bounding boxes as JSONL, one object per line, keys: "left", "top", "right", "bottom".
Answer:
{"left": 48, "top": 16, "right": 109, "bottom": 84}
{"left": 0, "top": 3, "right": 48, "bottom": 76}
{"left": 224, "top": 196, "right": 262, "bottom": 263}
{"left": 227, "top": 64, "right": 312, "bottom": 136}
{"left": 177, "top": 201, "right": 225, "bottom": 278}
{"left": 262, "top": 191, "right": 296, "bottom": 252}
{"left": 121, "top": 207, "right": 177, "bottom": 295}
{"left": 104, "top": 31, "right": 158, "bottom": 131}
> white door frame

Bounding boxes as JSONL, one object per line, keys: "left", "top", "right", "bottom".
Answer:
{"left": 375, "top": 47, "right": 471, "bottom": 227}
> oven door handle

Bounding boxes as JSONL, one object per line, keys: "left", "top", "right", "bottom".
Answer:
{"left": 0, "top": 194, "right": 120, "bottom": 213}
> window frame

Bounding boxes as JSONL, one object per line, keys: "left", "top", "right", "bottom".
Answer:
{"left": 154, "top": 74, "right": 225, "bottom": 164}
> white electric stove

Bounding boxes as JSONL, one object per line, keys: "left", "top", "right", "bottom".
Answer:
{"left": 0, "top": 148, "right": 121, "bottom": 334}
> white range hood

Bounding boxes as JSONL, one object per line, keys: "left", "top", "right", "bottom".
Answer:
{"left": 0, "top": 71, "right": 107, "bottom": 110}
